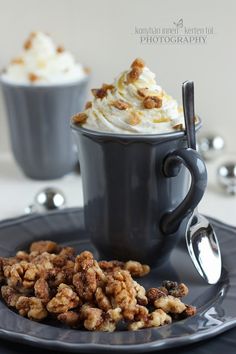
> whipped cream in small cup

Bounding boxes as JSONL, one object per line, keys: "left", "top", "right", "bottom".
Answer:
{"left": 73, "top": 58, "right": 190, "bottom": 134}
{"left": 1, "top": 31, "right": 89, "bottom": 179}
{"left": 2, "top": 32, "right": 87, "bottom": 85}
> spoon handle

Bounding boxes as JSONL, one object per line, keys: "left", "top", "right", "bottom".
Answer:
{"left": 182, "top": 81, "right": 196, "bottom": 150}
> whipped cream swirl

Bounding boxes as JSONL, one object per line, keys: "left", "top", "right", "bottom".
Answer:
{"left": 81, "top": 59, "right": 185, "bottom": 134}
{"left": 2, "top": 32, "right": 86, "bottom": 85}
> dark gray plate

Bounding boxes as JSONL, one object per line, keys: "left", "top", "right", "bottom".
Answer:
{"left": 1, "top": 327, "right": 236, "bottom": 354}
{"left": 0, "top": 208, "right": 235, "bottom": 353}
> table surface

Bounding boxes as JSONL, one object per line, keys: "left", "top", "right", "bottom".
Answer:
{"left": 0, "top": 153, "right": 235, "bottom": 226}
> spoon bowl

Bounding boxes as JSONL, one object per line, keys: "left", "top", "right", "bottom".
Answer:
{"left": 186, "top": 213, "right": 222, "bottom": 284}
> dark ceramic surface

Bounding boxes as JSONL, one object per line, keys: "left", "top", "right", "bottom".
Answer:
{"left": 0, "top": 208, "right": 235, "bottom": 353}
{"left": 71, "top": 124, "right": 207, "bottom": 265}
{"left": 1, "top": 78, "right": 89, "bottom": 180}
{"left": 1, "top": 327, "right": 236, "bottom": 354}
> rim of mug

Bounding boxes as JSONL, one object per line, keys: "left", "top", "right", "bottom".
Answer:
{"left": 0, "top": 74, "right": 90, "bottom": 89}
{"left": 71, "top": 117, "right": 202, "bottom": 140}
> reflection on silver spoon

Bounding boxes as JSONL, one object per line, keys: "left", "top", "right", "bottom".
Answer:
{"left": 25, "top": 187, "right": 66, "bottom": 214}
{"left": 186, "top": 213, "right": 222, "bottom": 284}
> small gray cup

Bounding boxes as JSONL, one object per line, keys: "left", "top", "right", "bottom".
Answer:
{"left": 1, "top": 77, "right": 89, "bottom": 179}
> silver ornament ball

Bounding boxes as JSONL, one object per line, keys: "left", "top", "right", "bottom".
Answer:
{"left": 198, "top": 134, "right": 225, "bottom": 160}
{"left": 25, "top": 187, "right": 66, "bottom": 214}
{"left": 217, "top": 162, "right": 236, "bottom": 195}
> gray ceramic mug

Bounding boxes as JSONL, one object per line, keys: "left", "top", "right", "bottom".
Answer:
{"left": 1, "top": 77, "right": 89, "bottom": 180}
{"left": 71, "top": 123, "right": 207, "bottom": 265}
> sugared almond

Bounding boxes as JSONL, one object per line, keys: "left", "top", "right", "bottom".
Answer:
{"left": 183, "top": 305, "right": 197, "bottom": 317}
{"left": 111, "top": 100, "right": 131, "bottom": 110}
{"left": 91, "top": 84, "right": 114, "bottom": 99}
{"left": 57, "top": 46, "right": 65, "bottom": 53}
{"left": 11, "top": 57, "right": 24, "bottom": 65}
{"left": 143, "top": 96, "right": 162, "bottom": 109}
{"left": 173, "top": 123, "right": 184, "bottom": 130}
{"left": 146, "top": 288, "right": 167, "bottom": 304}
{"left": 131, "top": 58, "right": 145, "bottom": 69}
{"left": 102, "top": 83, "right": 115, "bottom": 91}
{"left": 129, "top": 113, "right": 141, "bottom": 126}
{"left": 85, "top": 101, "right": 92, "bottom": 109}
{"left": 28, "top": 73, "right": 39, "bottom": 82}
{"left": 72, "top": 113, "right": 88, "bottom": 125}
{"left": 126, "top": 67, "right": 143, "bottom": 84}
{"left": 91, "top": 88, "right": 107, "bottom": 99}
{"left": 137, "top": 88, "right": 149, "bottom": 98}
{"left": 23, "top": 32, "right": 36, "bottom": 50}
{"left": 24, "top": 39, "right": 32, "bottom": 50}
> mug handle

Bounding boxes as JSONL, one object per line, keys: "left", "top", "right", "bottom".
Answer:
{"left": 161, "top": 148, "right": 207, "bottom": 235}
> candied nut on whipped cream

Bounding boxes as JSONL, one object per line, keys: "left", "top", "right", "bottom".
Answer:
{"left": 73, "top": 58, "right": 188, "bottom": 134}
{"left": 2, "top": 32, "right": 87, "bottom": 85}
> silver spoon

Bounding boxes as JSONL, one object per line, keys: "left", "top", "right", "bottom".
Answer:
{"left": 25, "top": 187, "right": 66, "bottom": 214}
{"left": 182, "top": 81, "right": 222, "bottom": 284}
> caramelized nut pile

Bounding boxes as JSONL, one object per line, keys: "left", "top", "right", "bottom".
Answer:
{"left": 0, "top": 241, "right": 196, "bottom": 332}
